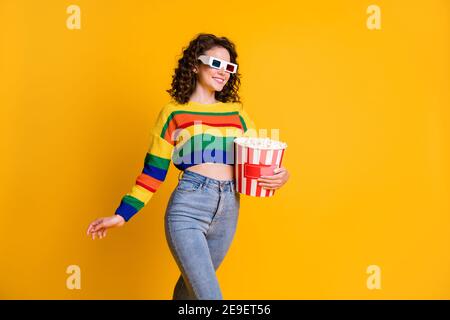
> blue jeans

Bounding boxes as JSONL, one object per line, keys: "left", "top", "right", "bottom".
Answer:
{"left": 164, "top": 169, "right": 240, "bottom": 300}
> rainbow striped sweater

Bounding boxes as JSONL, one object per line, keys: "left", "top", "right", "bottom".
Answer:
{"left": 115, "top": 99, "right": 257, "bottom": 222}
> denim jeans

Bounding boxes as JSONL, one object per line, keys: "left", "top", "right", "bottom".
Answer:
{"left": 164, "top": 169, "right": 240, "bottom": 300}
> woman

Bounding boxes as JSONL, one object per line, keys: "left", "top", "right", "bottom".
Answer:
{"left": 86, "top": 33, "right": 290, "bottom": 299}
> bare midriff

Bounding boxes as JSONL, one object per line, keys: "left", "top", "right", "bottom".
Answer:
{"left": 185, "top": 163, "right": 235, "bottom": 181}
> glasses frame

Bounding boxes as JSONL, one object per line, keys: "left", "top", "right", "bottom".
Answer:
{"left": 197, "top": 55, "right": 238, "bottom": 74}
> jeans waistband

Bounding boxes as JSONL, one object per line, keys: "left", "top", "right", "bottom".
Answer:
{"left": 178, "top": 170, "right": 236, "bottom": 193}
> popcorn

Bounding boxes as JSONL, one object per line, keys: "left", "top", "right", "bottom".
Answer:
{"left": 233, "top": 137, "right": 287, "bottom": 197}
{"left": 233, "top": 137, "right": 287, "bottom": 150}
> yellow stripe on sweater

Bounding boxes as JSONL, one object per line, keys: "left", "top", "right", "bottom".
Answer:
{"left": 127, "top": 184, "right": 154, "bottom": 205}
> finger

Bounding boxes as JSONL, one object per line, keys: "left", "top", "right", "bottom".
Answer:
{"left": 93, "top": 228, "right": 102, "bottom": 239}
{"left": 259, "top": 182, "right": 279, "bottom": 186}
{"left": 257, "top": 176, "right": 277, "bottom": 181}
{"left": 92, "top": 221, "right": 105, "bottom": 233}
{"left": 87, "top": 221, "right": 98, "bottom": 233}
{"left": 92, "top": 219, "right": 102, "bottom": 226}
{"left": 259, "top": 174, "right": 277, "bottom": 178}
{"left": 258, "top": 183, "right": 280, "bottom": 188}
{"left": 258, "top": 180, "right": 281, "bottom": 186}
{"left": 102, "top": 229, "right": 107, "bottom": 238}
{"left": 258, "top": 176, "right": 277, "bottom": 181}
{"left": 88, "top": 225, "right": 95, "bottom": 235}
{"left": 261, "top": 185, "right": 277, "bottom": 190}
{"left": 258, "top": 179, "right": 282, "bottom": 184}
{"left": 89, "top": 223, "right": 97, "bottom": 234}
{"left": 259, "top": 174, "right": 283, "bottom": 180}
{"left": 87, "top": 222, "right": 99, "bottom": 234}
{"left": 261, "top": 168, "right": 285, "bottom": 177}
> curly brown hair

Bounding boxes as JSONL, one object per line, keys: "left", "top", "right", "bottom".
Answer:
{"left": 166, "top": 33, "right": 242, "bottom": 105}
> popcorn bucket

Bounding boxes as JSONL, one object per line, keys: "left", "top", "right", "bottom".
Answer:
{"left": 234, "top": 137, "right": 287, "bottom": 197}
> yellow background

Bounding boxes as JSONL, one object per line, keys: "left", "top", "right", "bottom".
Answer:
{"left": 1, "top": 0, "right": 449, "bottom": 299}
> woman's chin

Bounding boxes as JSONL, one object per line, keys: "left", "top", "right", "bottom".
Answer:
{"left": 212, "top": 84, "right": 225, "bottom": 91}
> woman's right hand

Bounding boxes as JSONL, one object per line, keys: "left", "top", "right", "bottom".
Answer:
{"left": 86, "top": 215, "right": 125, "bottom": 240}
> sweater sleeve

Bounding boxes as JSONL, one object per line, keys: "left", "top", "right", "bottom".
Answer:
{"left": 114, "top": 105, "right": 174, "bottom": 222}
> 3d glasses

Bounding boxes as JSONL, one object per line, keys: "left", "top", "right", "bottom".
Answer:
{"left": 198, "top": 55, "right": 238, "bottom": 74}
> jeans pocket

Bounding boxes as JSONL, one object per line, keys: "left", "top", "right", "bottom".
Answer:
{"left": 176, "top": 179, "right": 203, "bottom": 192}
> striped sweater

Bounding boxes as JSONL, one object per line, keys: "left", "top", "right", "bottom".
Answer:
{"left": 115, "top": 99, "right": 257, "bottom": 222}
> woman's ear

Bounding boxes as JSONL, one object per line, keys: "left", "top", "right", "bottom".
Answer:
{"left": 192, "top": 63, "right": 199, "bottom": 74}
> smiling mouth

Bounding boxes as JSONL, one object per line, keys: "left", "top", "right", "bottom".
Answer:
{"left": 212, "top": 77, "right": 225, "bottom": 84}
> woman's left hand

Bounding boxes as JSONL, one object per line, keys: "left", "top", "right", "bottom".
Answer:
{"left": 257, "top": 166, "right": 290, "bottom": 190}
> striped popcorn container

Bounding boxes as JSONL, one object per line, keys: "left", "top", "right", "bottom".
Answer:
{"left": 234, "top": 137, "right": 287, "bottom": 197}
